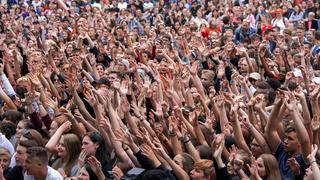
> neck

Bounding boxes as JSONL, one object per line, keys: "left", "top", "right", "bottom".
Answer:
{"left": 35, "top": 166, "right": 48, "bottom": 180}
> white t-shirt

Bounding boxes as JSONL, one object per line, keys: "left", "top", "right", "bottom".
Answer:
{"left": 0, "top": 133, "right": 14, "bottom": 155}
{"left": 118, "top": 2, "right": 128, "bottom": 10}
{"left": 24, "top": 166, "right": 63, "bottom": 180}
{"left": 272, "top": 17, "right": 287, "bottom": 33}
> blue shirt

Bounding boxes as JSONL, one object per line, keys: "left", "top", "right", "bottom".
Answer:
{"left": 275, "top": 141, "right": 307, "bottom": 180}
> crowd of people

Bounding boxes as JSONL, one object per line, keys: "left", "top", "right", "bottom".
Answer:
{"left": 0, "top": 0, "right": 320, "bottom": 179}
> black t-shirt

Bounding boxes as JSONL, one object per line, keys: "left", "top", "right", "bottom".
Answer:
{"left": 5, "top": 166, "right": 23, "bottom": 180}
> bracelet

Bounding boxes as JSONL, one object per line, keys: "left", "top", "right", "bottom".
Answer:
{"left": 184, "top": 139, "right": 190, "bottom": 144}
{"left": 168, "top": 132, "right": 176, "bottom": 136}
{"left": 310, "top": 160, "right": 317, "bottom": 165}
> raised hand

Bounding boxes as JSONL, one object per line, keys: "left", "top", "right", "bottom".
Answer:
{"left": 84, "top": 89, "right": 98, "bottom": 107}
{"left": 60, "top": 121, "right": 72, "bottom": 133}
{"left": 311, "top": 115, "right": 320, "bottom": 132}
{"left": 247, "top": 156, "right": 262, "bottom": 180}
{"left": 87, "top": 156, "right": 103, "bottom": 176}
{"left": 112, "top": 166, "right": 124, "bottom": 180}
{"left": 287, "top": 157, "right": 300, "bottom": 175}
{"left": 114, "top": 128, "right": 134, "bottom": 146}
{"left": 308, "top": 144, "right": 318, "bottom": 162}
{"left": 78, "top": 150, "right": 88, "bottom": 167}
{"left": 212, "top": 134, "right": 224, "bottom": 159}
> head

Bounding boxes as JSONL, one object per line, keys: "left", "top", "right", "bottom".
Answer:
{"left": 82, "top": 132, "right": 108, "bottom": 164}
{"left": 56, "top": 133, "right": 81, "bottom": 176}
{"left": 0, "top": 148, "right": 11, "bottom": 171}
{"left": 57, "top": 133, "right": 81, "bottom": 159}
{"left": 190, "top": 159, "right": 215, "bottom": 180}
{"left": 49, "top": 115, "right": 68, "bottom": 137}
{"left": 241, "top": 20, "right": 249, "bottom": 32}
{"left": 256, "top": 154, "right": 281, "bottom": 179}
{"left": 173, "top": 153, "right": 195, "bottom": 174}
{"left": 2, "top": 110, "right": 23, "bottom": 124}
{"left": 238, "top": 58, "right": 249, "bottom": 75}
{"left": 25, "top": 147, "right": 48, "bottom": 176}
{"left": 78, "top": 163, "right": 99, "bottom": 180}
{"left": 201, "top": 70, "right": 215, "bottom": 89}
{"left": 21, "top": 129, "right": 45, "bottom": 147}
{"left": 250, "top": 139, "right": 264, "bottom": 158}
{"left": 15, "top": 120, "right": 34, "bottom": 141}
{"left": 15, "top": 140, "right": 38, "bottom": 166}
{"left": 227, "top": 149, "right": 250, "bottom": 175}
{"left": 284, "top": 127, "right": 300, "bottom": 154}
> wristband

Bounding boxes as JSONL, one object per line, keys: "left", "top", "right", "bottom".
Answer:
{"left": 310, "top": 160, "right": 317, "bottom": 165}
{"left": 168, "top": 132, "right": 176, "bottom": 136}
{"left": 184, "top": 139, "right": 190, "bottom": 144}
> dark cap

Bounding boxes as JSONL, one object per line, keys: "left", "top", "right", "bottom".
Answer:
{"left": 92, "top": 76, "right": 110, "bottom": 86}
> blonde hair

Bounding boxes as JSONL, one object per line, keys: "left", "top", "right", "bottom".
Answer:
{"left": 259, "top": 154, "right": 281, "bottom": 180}
{"left": 0, "top": 148, "right": 11, "bottom": 159}
{"left": 193, "top": 159, "right": 216, "bottom": 180}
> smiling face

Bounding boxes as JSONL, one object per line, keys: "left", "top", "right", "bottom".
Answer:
{"left": 57, "top": 136, "right": 68, "bottom": 158}
{"left": 0, "top": 149, "right": 11, "bottom": 171}
{"left": 15, "top": 145, "right": 27, "bottom": 166}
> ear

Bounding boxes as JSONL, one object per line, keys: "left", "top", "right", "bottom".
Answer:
{"left": 95, "top": 142, "right": 100, "bottom": 149}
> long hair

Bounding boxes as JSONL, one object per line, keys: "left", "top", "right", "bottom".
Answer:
{"left": 259, "top": 154, "right": 281, "bottom": 180}
{"left": 52, "top": 133, "right": 81, "bottom": 177}
{"left": 86, "top": 132, "right": 110, "bottom": 166}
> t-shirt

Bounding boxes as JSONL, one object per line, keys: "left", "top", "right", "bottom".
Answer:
{"left": 275, "top": 141, "right": 307, "bottom": 180}
{"left": 0, "top": 133, "right": 15, "bottom": 155}
{"left": 24, "top": 166, "right": 63, "bottom": 180}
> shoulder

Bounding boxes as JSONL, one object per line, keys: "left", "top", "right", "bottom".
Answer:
{"left": 47, "top": 166, "right": 63, "bottom": 180}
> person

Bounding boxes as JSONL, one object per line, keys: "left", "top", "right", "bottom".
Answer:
{"left": 81, "top": 132, "right": 112, "bottom": 176}
{"left": 1, "top": 1, "right": 320, "bottom": 180}
{"left": 24, "top": 147, "right": 63, "bottom": 180}
{"left": 190, "top": 159, "right": 215, "bottom": 180}
{"left": 0, "top": 148, "right": 12, "bottom": 178}
{"left": 234, "top": 19, "right": 257, "bottom": 44}
{"left": 6, "top": 140, "right": 38, "bottom": 180}
{"left": 247, "top": 154, "right": 282, "bottom": 180}
{"left": 305, "top": 12, "right": 318, "bottom": 31}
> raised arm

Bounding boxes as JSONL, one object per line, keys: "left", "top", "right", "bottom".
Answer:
{"left": 285, "top": 94, "right": 312, "bottom": 160}
{"left": 265, "top": 96, "right": 283, "bottom": 153}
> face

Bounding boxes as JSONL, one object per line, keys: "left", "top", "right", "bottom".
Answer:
{"left": 57, "top": 137, "right": 68, "bottom": 158}
{"left": 284, "top": 131, "right": 300, "bottom": 154}
{"left": 49, "top": 121, "right": 59, "bottom": 137}
{"left": 251, "top": 139, "right": 263, "bottom": 158}
{"left": 16, "top": 121, "right": 26, "bottom": 140}
{"left": 82, "top": 136, "right": 98, "bottom": 155}
{"left": 96, "top": 65, "right": 104, "bottom": 77}
{"left": 16, "top": 145, "right": 27, "bottom": 166}
{"left": 256, "top": 157, "right": 266, "bottom": 178}
{"left": 227, "top": 154, "right": 243, "bottom": 174}
{"left": 201, "top": 71, "right": 214, "bottom": 88}
{"left": 24, "top": 155, "right": 40, "bottom": 176}
{"left": 190, "top": 168, "right": 207, "bottom": 180}
{"left": 78, "top": 167, "right": 90, "bottom": 180}
{"left": 242, "top": 21, "right": 249, "bottom": 31}
{"left": 0, "top": 154, "right": 10, "bottom": 170}
{"left": 238, "top": 59, "right": 249, "bottom": 74}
